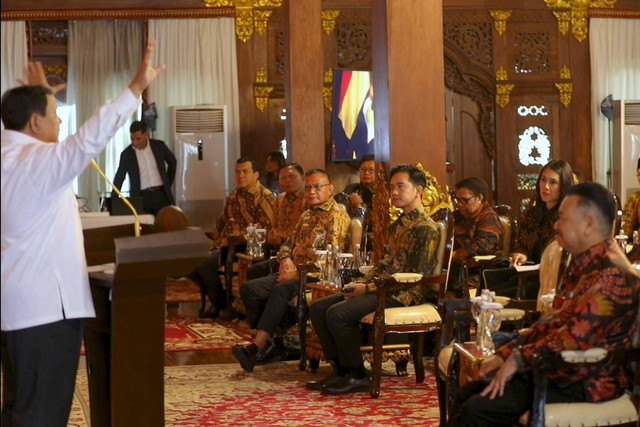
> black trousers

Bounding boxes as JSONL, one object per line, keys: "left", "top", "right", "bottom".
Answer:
{"left": 240, "top": 274, "right": 301, "bottom": 335}
{"left": 192, "top": 250, "right": 227, "bottom": 310}
{"left": 246, "top": 258, "right": 279, "bottom": 281}
{"left": 141, "top": 187, "right": 171, "bottom": 215}
{"left": 446, "top": 371, "right": 585, "bottom": 427}
{"left": 1, "top": 318, "right": 84, "bottom": 427}
{"left": 309, "top": 293, "right": 403, "bottom": 369}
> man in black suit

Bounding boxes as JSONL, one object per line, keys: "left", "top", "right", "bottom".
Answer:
{"left": 112, "top": 120, "right": 177, "bottom": 215}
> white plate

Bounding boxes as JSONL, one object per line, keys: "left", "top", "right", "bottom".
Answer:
{"left": 392, "top": 272, "right": 422, "bottom": 283}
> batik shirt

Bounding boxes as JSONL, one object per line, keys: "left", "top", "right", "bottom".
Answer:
{"left": 497, "top": 240, "right": 639, "bottom": 402}
{"left": 211, "top": 180, "right": 275, "bottom": 249}
{"left": 514, "top": 203, "right": 558, "bottom": 263}
{"left": 622, "top": 190, "right": 640, "bottom": 238}
{"left": 453, "top": 204, "right": 503, "bottom": 259}
{"left": 270, "top": 188, "right": 306, "bottom": 245}
{"left": 277, "top": 197, "right": 351, "bottom": 266}
{"left": 363, "top": 207, "right": 441, "bottom": 307}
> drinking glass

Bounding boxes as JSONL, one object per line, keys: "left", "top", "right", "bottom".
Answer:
{"left": 314, "top": 250, "right": 328, "bottom": 280}
{"left": 255, "top": 229, "right": 267, "bottom": 257}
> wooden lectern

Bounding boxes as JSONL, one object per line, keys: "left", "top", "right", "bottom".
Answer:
{"left": 83, "top": 226, "right": 209, "bottom": 427}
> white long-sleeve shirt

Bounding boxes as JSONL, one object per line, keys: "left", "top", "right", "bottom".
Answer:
{"left": 1, "top": 88, "right": 141, "bottom": 331}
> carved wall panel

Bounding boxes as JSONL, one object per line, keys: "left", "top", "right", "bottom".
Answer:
{"left": 514, "top": 32, "right": 551, "bottom": 74}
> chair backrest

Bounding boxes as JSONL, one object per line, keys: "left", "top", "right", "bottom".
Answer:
{"left": 494, "top": 205, "right": 517, "bottom": 256}
{"left": 431, "top": 208, "right": 455, "bottom": 279}
{"left": 348, "top": 217, "right": 363, "bottom": 255}
{"left": 536, "top": 239, "right": 570, "bottom": 310}
{"left": 154, "top": 205, "right": 190, "bottom": 232}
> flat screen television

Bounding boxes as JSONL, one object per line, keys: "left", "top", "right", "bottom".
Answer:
{"left": 331, "top": 68, "right": 374, "bottom": 161}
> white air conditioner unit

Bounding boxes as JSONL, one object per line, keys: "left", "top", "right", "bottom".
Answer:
{"left": 612, "top": 100, "right": 640, "bottom": 206}
{"left": 171, "top": 105, "right": 229, "bottom": 232}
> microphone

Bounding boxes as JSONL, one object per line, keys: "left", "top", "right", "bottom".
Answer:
{"left": 89, "top": 159, "right": 141, "bottom": 237}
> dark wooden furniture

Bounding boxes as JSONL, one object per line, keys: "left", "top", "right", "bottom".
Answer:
{"left": 83, "top": 227, "right": 209, "bottom": 427}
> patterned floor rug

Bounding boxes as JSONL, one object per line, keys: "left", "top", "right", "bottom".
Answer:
{"left": 70, "top": 360, "right": 440, "bottom": 426}
{"left": 164, "top": 316, "right": 252, "bottom": 352}
{"left": 165, "top": 278, "right": 201, "bottom": 303}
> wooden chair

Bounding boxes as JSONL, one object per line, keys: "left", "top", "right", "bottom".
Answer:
{"left": 528, "top": 287, "right": 640, "bottom": 427}
{"left": 366, "top": 207, "right": 455, "bottom": 398}
{"left": 493, "top": 204, "right": 517, "bottom": 257}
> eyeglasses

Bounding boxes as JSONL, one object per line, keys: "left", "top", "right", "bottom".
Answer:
{"left": 359, "top": 167, "right": 375, "bottom": 174}
{"left": 455, "top": 195, "right": 478, "bottom": 204}
{"left": 304, "top": 183, "right": 331, "bottom": 192}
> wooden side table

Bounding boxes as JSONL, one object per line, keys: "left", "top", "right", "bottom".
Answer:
{"left": 234, "top": 253, "right": 264, "bottom": 315}
{"left": 453, "top": 342, "right": 491, "bottom": 386}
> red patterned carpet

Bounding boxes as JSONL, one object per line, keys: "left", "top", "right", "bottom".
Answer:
{"left": 70, "top": 361, "right": 441, "bottom": 426}
{"left": 164, "top": 316, "right": 252, "bottom": 352}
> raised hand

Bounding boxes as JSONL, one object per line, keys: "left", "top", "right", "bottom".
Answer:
{"left": 128, "top": 39, "right": 166, "bottom": 98}
{"left": 18, "top": 61, "right": 66, "bottom": 94}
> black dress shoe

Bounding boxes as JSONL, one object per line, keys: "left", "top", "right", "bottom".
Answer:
{"left": 305, "top": 372, "right": 342, "bottom": 391}
{"left": 322, "top": 374, "right": 371, "bottom": 395}
{"left": 198, "top": 306, "right": 219, "bottom": 319}
{"left": 256, "top": 339, "right": 287, "bottom": 365}
{"left": 232, "top": 344, "right": 258, "bottom": 372}
{"left": 218, "top": 308, "right": 236, "bottom": 321}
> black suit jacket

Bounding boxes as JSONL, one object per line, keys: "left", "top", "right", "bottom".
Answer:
{"left": 112, "top": 139, "right": 177, "bottom": 205}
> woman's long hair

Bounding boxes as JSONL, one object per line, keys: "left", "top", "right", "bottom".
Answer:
{"left": 534, "top": 159, "right": 574, "bottom": 209}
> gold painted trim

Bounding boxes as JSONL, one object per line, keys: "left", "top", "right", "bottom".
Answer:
{"left": 496, "top": 84, "right": 515, "bottom": 108}
{"left": 254, "top": 86, "right": 274, "bottom": 112}
{"left": 255, "top": 68, "right": 268, "bottom": 83}
{"left": 555, "top": 82, "right": 573, "bottom": 107}
{"left": 489, "top": 10, "right": 512, "bottom": 36}
{"left": 43, "top": 65, "right": 67, "bottom": 80}
{"left": 544, "top": 0, "right": 618, "bottom": 42}
{"left": 203, "top": 0, "right": 282, "bottom": 43}
{"left": 559, "top": 65, "right": 571, "bottom": 79}
{"left": 496, "top": 66, "right": 508, "bottom": 82}
{"left": 1, "top": 8, "right": 234, "bottom": 21}
{"left": 253, "top": 10, "right": 273, "bottom": 36}
{"left": 323, "top": 68, "right": 334, "bottom": 112}
{"left": 590, "top": 9, "right": 640, "bottom": 18}
{"left": 553, "top": 11, "right": 571, "bottom": 35}
{"left": 321, "top": 10, "right": 341, "bottom": 35}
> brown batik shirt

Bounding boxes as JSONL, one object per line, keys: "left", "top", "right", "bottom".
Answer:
{"left": 453, "top": 203, "right": 504, "bottom": 259}
{"left": 363, "top": 207, "right": 441, "bottom": 306}
{"left": 277, "top": 197, "right": 351, "bottom": 266}
{"left": 210, "top": 180, "right": 275, "bottom": 249}
{"left": 514, "top": 202, "right": 558, "bottom": 264}
{"left": 270, "top": 188, "right": 306, "bottom": 245}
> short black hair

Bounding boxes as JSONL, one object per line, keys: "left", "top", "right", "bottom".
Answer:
{"left": 1, "top": 85, "right": 53, "bottom": 131}
{"left": 236, "top": 156, "right": 258, "bottom": 173}
{"left": 281, "top": 162, "right": 304, "bottom": 176}
{"left": 305, "top": 168, "right": 331, "bottom": 182}
{"left": 389, "top": 164, "right": 426, "bottom": 188}
{"left": 565, "top": 182, "right": 616, "bottom": 236}
{"left": 359, "top": 154, "right": 375, "bottom": 168}
{"left": 455, "top": 177, "right": 489, "bottom": 201}
{"left": 267, "top": 151, "right": 286, "bottom": 169}
{"left": 129, "top": 120, "right": 148, "bottom": 134}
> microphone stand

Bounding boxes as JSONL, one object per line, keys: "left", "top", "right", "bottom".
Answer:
{"left": 90, "top": 159, "right": 141, "bottom": 237}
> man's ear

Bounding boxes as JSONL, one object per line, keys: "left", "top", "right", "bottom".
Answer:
{"left": 27, "top": 112, "right": 41, "bottom": 134}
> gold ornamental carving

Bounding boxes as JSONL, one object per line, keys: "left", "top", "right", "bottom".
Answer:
{"left": 489, "top": 10, "right": 513, "bottom": 36}
{"left": 323, "top": 68, "right": 334, "bottom": 112}
{"left": 544, "top": 0, "right": 618, "bottom": 42}
{"left": 496, "top": 84, "right": 515, "bottom": 108}
{"left": 555, "top": 82, "right": 573, "bottom": 107}
{"left": 43, "top": 65, "right": 67, "bottom": 80}
{"left": 560, "top": 65, "right": 572, "bottom": 79}
{"left": 253, "top": 68, "right": 273, "bottom": 111}
{"left": 496, "top": 66, "right": 508, "bottom": 81}
{"left": 553, "top": 11, "right": 571, "bottom": 35}
{"left": 321, "top": 10, "right": 341, "bottom": 35}
{"left": 204, "top": 0, "right": 282, "bottom": 42}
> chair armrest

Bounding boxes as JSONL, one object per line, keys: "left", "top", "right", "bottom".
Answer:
{"left": 297, "top": 263, "right": 320, "bottom": 307}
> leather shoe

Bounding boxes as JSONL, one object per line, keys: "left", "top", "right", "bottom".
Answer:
{"left": 232, "top": 344, "right": 258, "bottom": 372}
{"left": 256, "top": 339, "right": 287, "bottom": 365}
{"left": 198, "top": 306, "right": 218, "bottom": 319}
{"left": 305, "top": 372, "right": 342, "bottom": 391}
{"left": 322, "top": 374, "right": 371, "bottom": 395}
{"left": 218, "top": 308, "right": 236, "bottom": 321}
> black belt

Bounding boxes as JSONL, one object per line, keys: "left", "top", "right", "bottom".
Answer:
{"left": 142, "top": 186, "right": 163, "bottom": 192}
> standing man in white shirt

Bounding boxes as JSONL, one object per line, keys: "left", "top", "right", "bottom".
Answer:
{"left": 112, "top": 120, "right": 177, "bottom": 215}
{"left": 0, "top": 40, "right": 165, "bottom": 427}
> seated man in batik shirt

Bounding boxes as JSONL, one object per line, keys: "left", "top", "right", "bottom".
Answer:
{"left": 306, "top": 164, "right": 441, "bottom": 395}
{"left": 232, "top": 169, "right": 351, "bottom": 372}
{"left": 447, "top": 182, "right": 639, "bottom": 427}
{"left": 190, "top": 156, "right": 275, "bottom": 319}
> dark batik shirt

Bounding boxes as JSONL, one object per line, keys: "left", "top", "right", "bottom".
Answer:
{"left": 453, "top": 204, "right": 503, "bottom": 260}
{"left": 211, "top": 180, "right": 275, "bottom": 249}
{"left": 270, "top": 188, "right": 306, "bottom": 244}
{"left": 622, "top": 190, "right": 640, "bottom": 238}
{"left": 514, "top": 202, "right": 558, "bottom": 263}
{"left": 343, "top": 182, "right": 374, "bottom": 211}
{"left": 363, "top": 207, "right": 441, "bottom": 307}
{"left": 277, "top": 197, "right": 351, "bottom": 266}
{"left": 497, "top": 240, "right": 639, "bottom": 402}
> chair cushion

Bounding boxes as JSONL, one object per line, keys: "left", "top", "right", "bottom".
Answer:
{"left": 438, "top": 343, "right": 454, "bottom": 375}
{"left": 360, "top": 303, "right": 442, "bottom": 325}
{"left": 496, "top": 308, "right": 525, "bottom": 322}
{"left": 545, "top": 392, "right": 639, "bottom": 426}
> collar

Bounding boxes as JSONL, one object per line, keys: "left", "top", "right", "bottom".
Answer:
{"left": 569, "top": 240, "right": 609, "bottom": 272}
{"left": 468, "top": 203, "right": 492, "bottom": 221}
{"left": 309, "top": 197, "right": 337, "bottom": 212}
{"left": 284, "top": 188, "right": 305, "bottom": 202}
{"left": 399, "top": 206, "right": 425, "bottom": 222}
{"left": 238, "top": 180, "right": 264, "bottom": 195}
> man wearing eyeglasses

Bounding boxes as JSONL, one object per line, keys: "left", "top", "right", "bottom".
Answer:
{"left": 342, "top": 154, "right": 375, "bottom": 213}
{"left": 232, "top": 169, "right": 351, "bottom": 372}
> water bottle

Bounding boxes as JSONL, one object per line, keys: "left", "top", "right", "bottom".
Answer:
{"left": 246, "top": 223, "right": 256, "bottom": 256}
{"left": 325, "top": 244, "right": 333, "bottom": 284}
{"left": 354, "top": 244, "right": 362, "bottom": 269}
